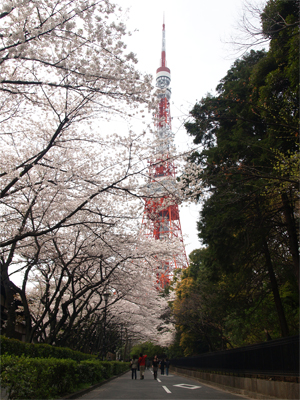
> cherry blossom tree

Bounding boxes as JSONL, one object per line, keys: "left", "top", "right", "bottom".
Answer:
{"left": 21, "top": 223, "right": 178, "bottom": 347}
{"left": 1, "top": 0, "right": 187, "bottom": 342}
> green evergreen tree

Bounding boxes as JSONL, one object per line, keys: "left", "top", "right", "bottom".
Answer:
{"left": 177, "top": 0, "right": 299, "bottom": 349}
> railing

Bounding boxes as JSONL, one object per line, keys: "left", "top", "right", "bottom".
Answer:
{"left": 170, "top": 335, "right": 299, "bottom": 376}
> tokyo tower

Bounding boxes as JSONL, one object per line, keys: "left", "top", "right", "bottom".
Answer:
{"left": 142, "top": 21, "right": 188, "bottom": 289}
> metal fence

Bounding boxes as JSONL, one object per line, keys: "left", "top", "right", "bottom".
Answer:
{"left": 170, "top": 335, "right": 299, "bottom": 376}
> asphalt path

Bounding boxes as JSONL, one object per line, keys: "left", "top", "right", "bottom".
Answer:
{"left": 77, "top": 369, "right": 251, "bottom": 400}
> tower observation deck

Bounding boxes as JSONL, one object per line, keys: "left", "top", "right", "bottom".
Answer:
{"left": 141, "top": 22, "right": 188, "bottom": 289}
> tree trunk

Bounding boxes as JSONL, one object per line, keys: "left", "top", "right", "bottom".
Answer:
{"left": 262, "top": 238, "right": 290, "bottom": 337}
{"left": 124, "top": 328, "right": 128, "bottom": 361}
{"left": 204, "top": 333, "right": 215, "bottom": 352}
{"left": 255, "top": 198, "right": 290, "bottom": 337}
{"left": 2, "top": 283, "right": 17, "bottom": 338}
{"left": 1, "top": 263, "right": 18, "bottom": 339}
{"left": 281, "top": 192, "right": 299, "bottom": 290}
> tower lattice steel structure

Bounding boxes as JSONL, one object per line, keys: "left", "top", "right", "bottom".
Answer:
{"left": 142, "top": 22, "right": 188, "bottom": 289}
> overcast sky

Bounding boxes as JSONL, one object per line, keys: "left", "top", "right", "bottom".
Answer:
{"left": 115, "top": 0, "right": 267, "bottom": 256}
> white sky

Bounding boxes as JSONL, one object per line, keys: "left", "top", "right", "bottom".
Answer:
{"left": 116, "top": 0, "right": 267, "bottom": 257}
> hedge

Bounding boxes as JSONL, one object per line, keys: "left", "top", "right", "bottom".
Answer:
{"left": 1, "top": 355, "right": 79, "bottom": 399}
{"left": 0, "top": 355, "right": 130, "bottom": 399}
{"left": 0, "top": 335, "right": 95, "bottom": 362}
{"left": 0, "top": 337, "right": 130, "bottom": 399}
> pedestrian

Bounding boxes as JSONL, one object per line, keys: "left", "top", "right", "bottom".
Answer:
{"left": 152, "top": 355, "right": 159, "bottom": 380}
{"left": 160, "top": 358, "right": 165, "bottom": 375}
{"left": 146, "top": 358, "right": 151, "bottom": 370}
{"left": 130, "top": 355, "right": 138, "bottom": 380}
{"left": 138, "top": 353, "right": 147, "bottom": 379}
{"left": 165, "top": 358, "right": 170, "bottom": 376}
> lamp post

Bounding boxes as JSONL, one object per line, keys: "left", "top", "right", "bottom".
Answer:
{"left": 102, "top": 292, "right": 109, "bottom": 360}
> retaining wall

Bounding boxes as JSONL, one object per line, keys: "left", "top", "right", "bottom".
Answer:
{"left": 171, "top": 367, "right": 299, "bottom": 400}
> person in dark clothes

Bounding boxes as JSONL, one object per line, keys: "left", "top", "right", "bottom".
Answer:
{"left": 165, "top": 358, "right": 170, "bottom": 375}
{"left": 160, "top": 358, "right": 165, "bottom": 375}
{"left": 152, "top": 355, "right": 159, "bottom": 380}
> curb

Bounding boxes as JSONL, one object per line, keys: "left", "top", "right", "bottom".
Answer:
{"left": 60, "top": 369, "right": 130, "bottom": 399}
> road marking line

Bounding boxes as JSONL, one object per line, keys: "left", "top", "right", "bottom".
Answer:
{"left": 162, "top": 386, "right": 171, "bottom": 393}
{"left": 173, "top": 383, "right": 202, "bottom": 390}
{"left": 157, "top": 378, "right": 161, "bottom": 382}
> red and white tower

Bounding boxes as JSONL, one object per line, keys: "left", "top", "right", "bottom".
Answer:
{"left": 142, "top": 21, "right": 188, "bottom": 289}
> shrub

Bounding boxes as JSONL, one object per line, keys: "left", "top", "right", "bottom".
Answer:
{"left": 0, "top": 336, "right": 95, "bottom": 362}
{"left": 0, "top": 355, "right": 78, "bottom": 399}
{"left": 78, "top": 360, "right": 105, "bottom": 385}
{"left": 110, "top": 361, "right": 130, "bottom": 375}
{"left": 0, "top": 337, "right": 130, "bottom": 399}
{"left": 100, "top": 361, "right": 114, "bottom": 379}
{"left": 0, "top": 354, "right": 131, "bottom": 399}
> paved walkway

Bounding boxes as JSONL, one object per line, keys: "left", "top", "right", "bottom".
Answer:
{"left": 76, "top": 369, "right": 251, "bottom": 399}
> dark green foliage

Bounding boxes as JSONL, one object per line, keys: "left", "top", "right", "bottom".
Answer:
{"left": 0, "top": 335, "right": 96, "bottom": 362}
{"left": 166, "top": 331, "right": 185, "bottom": 359}
{"left": 261, "top": 0, "right": 299, "bottom": 41}
{"left": 77, "top": 360, "right": 105, "bottom": 385}
{"left": 1, "top": 355, "right": 78, "bottom": 399}
{"left": 0, "top": 355, "right": 130, "bottom": 399}
{"left": 0, "top": 336, "right": 130, "bottom": 399}
{"left": 99, "top": 361, "right": 114, "bottom": 379}
{"left": 130, "top": 341, "right": 167, "bottom": 359}
{"left": 176, "top": 0, "right": 299, "bottom": 355}
{"left": 76, "top": 360, "right": 129, "bottom": 384}
{"left": 173, "top": 247, "right": 298, "bottom": 353}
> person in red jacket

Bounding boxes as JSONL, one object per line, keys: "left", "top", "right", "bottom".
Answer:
{"left": 138, "top": 353, "right": 147, "bottom": 379}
